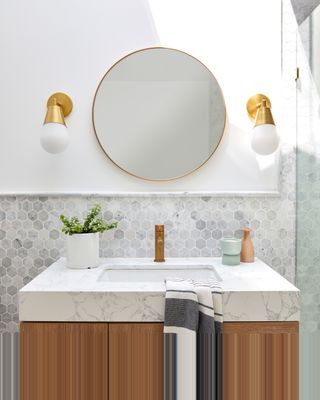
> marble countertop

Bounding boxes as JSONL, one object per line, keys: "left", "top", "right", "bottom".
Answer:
{"left": 19, "top": 257, "right": 300, "bottom": 322}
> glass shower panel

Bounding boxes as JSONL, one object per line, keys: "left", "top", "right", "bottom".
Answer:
{"left": 297, "top": 6, "right": 320, "bottom": 399}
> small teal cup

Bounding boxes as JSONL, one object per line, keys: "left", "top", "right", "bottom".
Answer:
{"left": 220, "top": 238, "right": 242, "bottom": 266}
{"left": 220, "top": 238, "right": 242, "bottom": 255}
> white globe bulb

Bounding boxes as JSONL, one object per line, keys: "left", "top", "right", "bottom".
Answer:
{"left": 251, "top": 124, "right": 279, "bottom": 156}
{"left": 40, "top": 123, "right": 69, "bottom": 154}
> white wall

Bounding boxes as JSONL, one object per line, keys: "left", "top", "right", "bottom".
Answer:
{"left": 0, "top": 0, "right": 282, "bottom": 194}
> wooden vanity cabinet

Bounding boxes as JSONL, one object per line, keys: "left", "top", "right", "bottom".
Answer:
{"left": 20, "top": 321, "right": 298, "bottom": 400}
{"left": 20, "top": 322, "right": 163, "bottom": 400}
{"left": 109, "top": 323, "right": 164, "bottom": 400}
{"left": 223, "top": 322, "right": 299, "bottom": 400}
{"left": 20, "top": 322, "right": 109, "bottom": 400}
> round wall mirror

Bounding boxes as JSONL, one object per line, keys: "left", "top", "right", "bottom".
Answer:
{"left": 92, "top": 47, "right": 226, "bottom": 181}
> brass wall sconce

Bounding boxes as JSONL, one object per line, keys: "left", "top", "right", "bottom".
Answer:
{"left": 41, "top": 92, "right": 73, "bottom": 154}
{"left": 246, "top": 94, "right": 279, "bottom": 155}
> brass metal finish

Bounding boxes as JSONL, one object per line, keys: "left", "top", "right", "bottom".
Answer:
{"left": 47, "top": 93, "right": 73, "bottom": 117}
{"left": 92, "top": 47, "right": 227, "bottom": 182}
{"left": 44, "top": 93, "right": 73, "bottom": 126}
{"left": 154, "top": 224, "right": 165, "bottom": 262}
{"left": 44, "top": 99, "right": 66, "bottom": 126}
{"left": 254, "top": 99, "right": 275, "bottom": 127}
{"left": 247, "top": 93, "right": 275, "bottom": 129}
{"left": 246, "top": 94, "right": 272, "bottom": 121}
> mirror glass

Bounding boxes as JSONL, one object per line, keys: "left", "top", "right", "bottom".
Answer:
{"left": 93, "top": 48, "right": 226, "bottom": 181}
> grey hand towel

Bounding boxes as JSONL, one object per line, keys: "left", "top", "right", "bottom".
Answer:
{"left": 164, "top": 278, "right": 223, "bottom": 400}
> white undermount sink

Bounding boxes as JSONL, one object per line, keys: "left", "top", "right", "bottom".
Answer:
{"left": 98, "top": 262, "right": 221, "bottom": 283}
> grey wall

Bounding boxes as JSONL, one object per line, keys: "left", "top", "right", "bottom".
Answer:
{"left": 0, "top": 145, "right": 296, "bottom": 335}
{"left": 0, "top": 156, "right": 296, "bottom": 400}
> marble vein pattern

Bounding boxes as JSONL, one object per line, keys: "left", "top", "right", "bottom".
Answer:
{"left": 19, "top": 258, "right": 300, "bottom": 323}
{"left": 0, "top": 144, "right": 296, "bottom": 333}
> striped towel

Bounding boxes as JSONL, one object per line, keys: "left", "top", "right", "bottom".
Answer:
{"left": 164, "top": 278, "right": 223, "bottom": 400}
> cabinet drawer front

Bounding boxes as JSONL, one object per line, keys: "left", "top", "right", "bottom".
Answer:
{"left": 20, "top": 321, "right": 298, "bottom": 400}
{"left": 224, "top": 322, "right": 299, "bottom": 400}
{"left": 109, "top": 323, "right": 164, "bottom": 400}
{"left": 20, "top": 322, "right": 109, "bottom": 400}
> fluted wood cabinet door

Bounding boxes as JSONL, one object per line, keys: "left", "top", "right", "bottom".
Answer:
{"left": 223, "top": 322, "right": 299, "bottom": 400}
{"left": 20, "top": 322, "right": 109, "bottom": 400}
{"left": 109, "top": 323, "right": 164, "bottom": 400}
{"left": 20, "top": 321, "right": 298, "bottom": 400}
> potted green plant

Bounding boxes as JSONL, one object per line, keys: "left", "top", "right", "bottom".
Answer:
{"left": 60, "top": 204, "right": 117, "bottom": 269}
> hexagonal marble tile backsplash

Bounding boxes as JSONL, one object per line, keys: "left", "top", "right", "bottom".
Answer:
{"left": 0, "top": 148, "right": 296, "bottom": 333}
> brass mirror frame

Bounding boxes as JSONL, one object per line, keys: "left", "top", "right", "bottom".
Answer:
{"left": 92, "top": 47, "right": 227, "bottom": 182}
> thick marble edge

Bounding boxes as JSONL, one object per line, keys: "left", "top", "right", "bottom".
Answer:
{"left": 19, "top": 290, "right": 300, "bottom": 322}
{"left": 19, "top": 257, "right": 299, "bottom": 322}
{"left": 0, "top": 190, "right": 281, "bottom": 198}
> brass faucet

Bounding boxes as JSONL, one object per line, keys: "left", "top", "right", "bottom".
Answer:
{"left": 154, "top": 224, "right": 165, "bottom": 262}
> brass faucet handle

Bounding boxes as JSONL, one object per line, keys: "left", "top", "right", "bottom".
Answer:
{"left": 154, "top": 224, "right": 165, "bottom": 262}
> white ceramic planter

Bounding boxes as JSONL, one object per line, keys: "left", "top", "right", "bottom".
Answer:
{"left": 66, "top": 233, "right": 99, "bottom": 269}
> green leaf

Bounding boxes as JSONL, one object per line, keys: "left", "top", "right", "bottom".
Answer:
{"left": 60, "top": 204, "right": 117, "bottom": 235}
